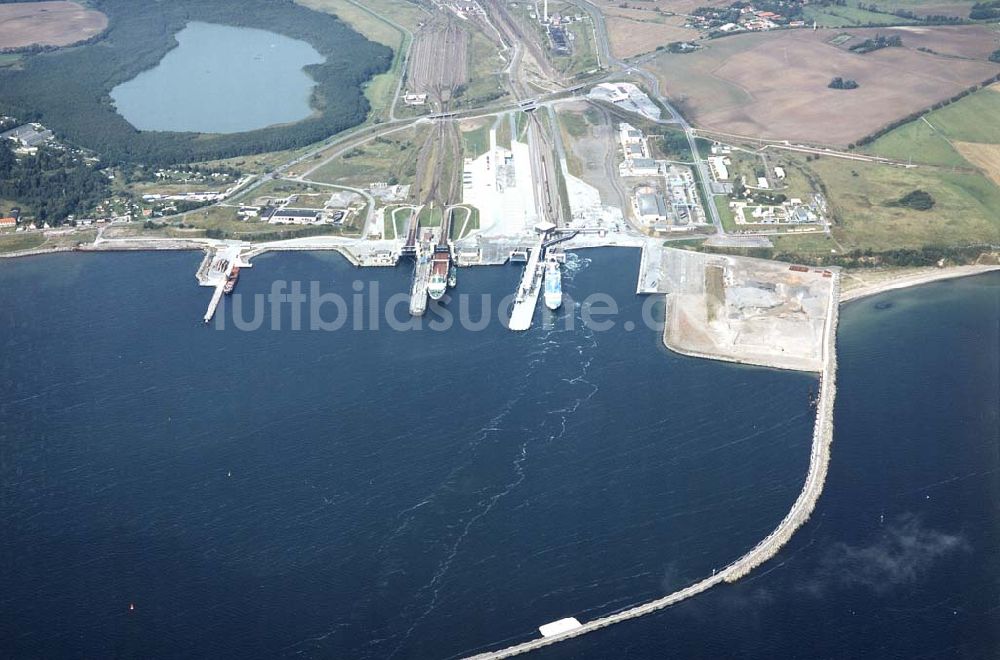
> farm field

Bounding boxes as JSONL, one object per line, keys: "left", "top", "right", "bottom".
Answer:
{"left": 589, "top": 0, "right": 725, "bottom": 58}
{"left": 649, "top": 26, "right": 1000, "bottom": 146}
{"left": 955, "top": 142, "right": 1000, "bottom": 186}
{"left": 864, "top": 83, "right": 1000, "bottom": 184}
{"left": 803, "top": 3, "right": 919, "bottom": 27}
{"left": 0, "top": 1, "right": 107, "bottom": 49}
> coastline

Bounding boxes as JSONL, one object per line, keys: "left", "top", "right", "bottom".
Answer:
{"left": 840, "top": 264, "right": 1000, "bottom": 303}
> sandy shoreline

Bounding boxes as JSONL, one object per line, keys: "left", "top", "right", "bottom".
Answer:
{"left": 840, "top": 265, "right": 1000, "bottom": 303}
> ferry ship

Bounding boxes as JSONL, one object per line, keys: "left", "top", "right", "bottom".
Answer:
{"left": 544, "top": 256, "right": 562, "bottom": 310}
{"left": 428, "top": 248, "right": 449, "bottom": 300}
{"left": 223, "top": 266, "right": 239, "bottom": 295}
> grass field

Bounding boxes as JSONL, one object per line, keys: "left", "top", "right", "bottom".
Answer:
{"left": 716, "top": 197, "right": 738, "bottom": 233}
{"left": 417, "top": 204, "right": 443, "bottom": 227}
{"left": 809, "top": 157, "right": 1000, "bottom": 250}
{"left": 229, "top": 180, "right": 332, "bottom": 206}
{"left": 0, "top": 232, "right": 46, "bottom": 254}
{"left": 0, "top": 228, "right": 100, "bottom": 254}
{"left": 911, "top": 86, "right": 1000, "bottom": 144}
{"left": 459, "top": 119, "right": 491, "bottom": 159}
{"left": 309, "top": 125, "right": 427, "bottom": 188}
{"left": 863, "top": 120, "right": 968, "bottom": 166}
{"left": 188, "top": 145, "right": 315, "bottom": 174}
{"left": 175, "top": 206, "right": 355, "bottom": 238}
{"left": 803, "top": 3, "right": 918, "bottom": 27}
{"left": 864, "top": 84, "right": 1000, "bottom": 179}
{"left": 453, "top": 205, "right": 480, "bottom": 238}
{"left": 389, "top": 206, "right": 414, "bottom": 239}
{"left": 454, "top": 29, "right": 507, "bottom": 109}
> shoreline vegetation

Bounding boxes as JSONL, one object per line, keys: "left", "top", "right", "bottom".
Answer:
{"left": 0, "top": 0, "right": 392, "bottom": 165}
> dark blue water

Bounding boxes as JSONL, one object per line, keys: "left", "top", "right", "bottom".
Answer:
{"left": 0, "top": 251, "right": 992, "bottom": 659}
{"left": 535, "top": 271, "right": 1000, "bottom": 660}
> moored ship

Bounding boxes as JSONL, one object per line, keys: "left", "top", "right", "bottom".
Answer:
{"left": 544, "top": 256, "right": 562, "bottom": 310}
{"left": 428, "top": 248, "right": 449, "bottom": 300}
{"left": 223, "top": 265, "right": 240, "bottom": 295}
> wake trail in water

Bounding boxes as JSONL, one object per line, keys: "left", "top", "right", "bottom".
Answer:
{"left": 386, "top": 310, "right": 603, "bottom": 657}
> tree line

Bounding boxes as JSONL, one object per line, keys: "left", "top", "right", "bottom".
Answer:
{"left": 851, "top": 73, "right": 1000, "bottom": 149}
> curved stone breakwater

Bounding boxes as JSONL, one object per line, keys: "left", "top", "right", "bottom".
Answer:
{"left": 465, "top": 274, "right": 841, "bottom": 660}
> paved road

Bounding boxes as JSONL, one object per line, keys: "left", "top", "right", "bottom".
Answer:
{"left": 567, "top": 0, "right": 724, "bottom": 234}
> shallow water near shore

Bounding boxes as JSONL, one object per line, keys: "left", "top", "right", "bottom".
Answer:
{"left": 0, "top": 251, "right": 994, "bottom": 658}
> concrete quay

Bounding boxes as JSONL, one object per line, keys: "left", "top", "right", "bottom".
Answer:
{"left": 464, "top": 273, "right": 841, "bottom": 659}
{"left": 508, "top": 240, "right": 544, "bottom": 331}
{"left": 409, "top": 243, "right": 432, "bottom": 317}
{"left": 198, "top": 243, "right": 252, "bottom": 323}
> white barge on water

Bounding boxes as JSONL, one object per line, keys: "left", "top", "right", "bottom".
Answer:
{"left": 543, "top": 255, "right": 562, "bottom": 310}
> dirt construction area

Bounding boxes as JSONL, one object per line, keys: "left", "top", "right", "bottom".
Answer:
{"left": 649, "top": 26, "right": 1000, "bottom": 146}
{"left": 660, "top": 248, "right": 835, "bottom": 372}
{"left": 407, "top": 21, "right": 469, "bottom": 103}
{"left": 0, "top": 1, "right": 107, "bottom": 49}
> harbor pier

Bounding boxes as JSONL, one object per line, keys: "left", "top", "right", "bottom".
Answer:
{"left": 198, "top": 243, "right": 252, "bottom": 324}
{"left": 507, "top": 239, "right": 544, "bottom": 331}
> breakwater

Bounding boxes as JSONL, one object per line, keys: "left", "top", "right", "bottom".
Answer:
{"left": 464, "top": 273, "right": 841, "bottom": 659}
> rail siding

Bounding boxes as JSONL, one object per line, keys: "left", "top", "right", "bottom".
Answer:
{"left": 465, "top": 273, "right": 840, "bottom": 660}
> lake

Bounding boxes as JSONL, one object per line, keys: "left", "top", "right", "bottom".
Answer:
{"left": 110, "top": 22, "right": 325, "bottom": 134}
{"left": 0, "top": 251, "right": 995, "bottom": 658}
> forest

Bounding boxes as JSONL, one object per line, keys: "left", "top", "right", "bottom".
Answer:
{"left": 0, "top": 0, "right": 392, "bottom": 166}
{"left": 0, "top": 141, "right": 109, "bottom": 223}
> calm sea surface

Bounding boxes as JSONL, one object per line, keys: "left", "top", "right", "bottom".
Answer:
{"left": 110, "top": 22, "right": 324, "bottom": 134}
{"left": 0, "top": 251, "right": 995, "bottom": 659}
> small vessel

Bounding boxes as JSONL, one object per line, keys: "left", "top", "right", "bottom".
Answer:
{"left": 544, "top": 256, "right": 562, "bottom": 310}
{"left": 428, "top": 248, "right": 449, "bottom": 300}
{"left": 223, "top": 265, "right": 240, "bottom": 295}
{"left": 447, "top": 264, "right": 457, "bottom": 288}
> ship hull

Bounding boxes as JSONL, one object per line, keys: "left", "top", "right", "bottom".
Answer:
{"left": 543, "top": 259, "right": 561, "bottom": 310}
